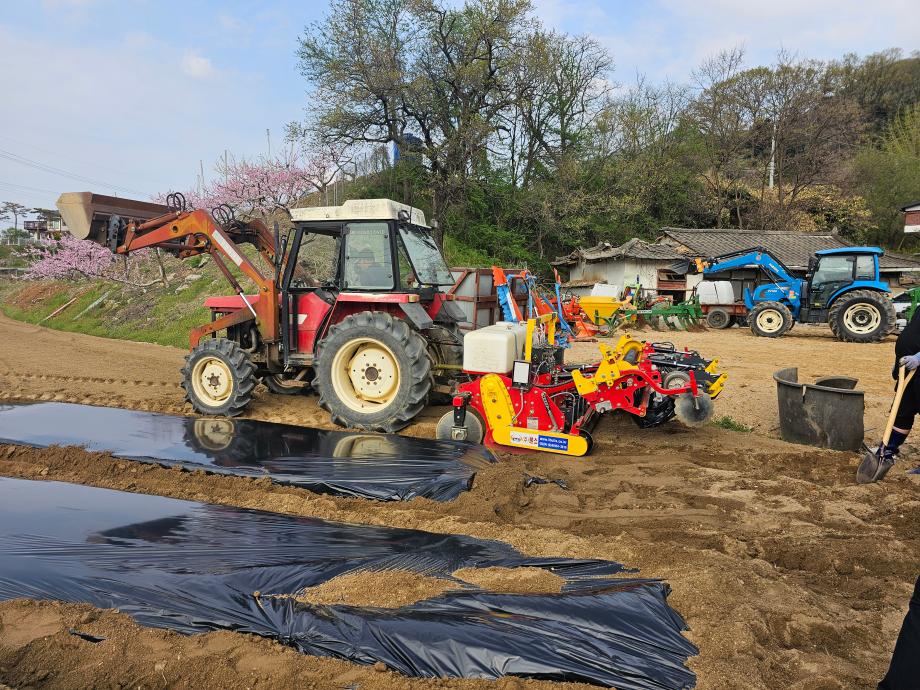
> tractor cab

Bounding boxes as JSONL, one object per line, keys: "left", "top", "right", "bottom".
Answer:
{"left": 805, "top": 247, "right": 887, "bottom": 310}
{"left": 288, "top": 199, "right": 453, "bottom": 295}
{"left": 265, "top": 200, "right": 465, "bottom": 419}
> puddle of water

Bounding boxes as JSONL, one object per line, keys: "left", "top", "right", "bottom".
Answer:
{"left": 0, "top": 477, "right": 696, "bottom": 689}
{"left": 0, "top": 402, "right": 494, "bottom": 500}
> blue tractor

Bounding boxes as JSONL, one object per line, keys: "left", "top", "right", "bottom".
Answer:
{"left": 689, "top": 246, "right": 896, "bottom": 342}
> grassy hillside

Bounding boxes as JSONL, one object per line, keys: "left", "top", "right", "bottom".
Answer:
{"left": 0, "top": 273, "right": 222, "bottom": 350}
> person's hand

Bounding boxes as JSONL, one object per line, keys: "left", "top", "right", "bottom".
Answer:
{"left": 900, "top": 353, "right": 920, "bottom": 371}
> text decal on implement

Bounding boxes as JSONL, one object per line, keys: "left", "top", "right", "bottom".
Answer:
{"left": 510, "top": 431, "right": 569, "bottom": 452}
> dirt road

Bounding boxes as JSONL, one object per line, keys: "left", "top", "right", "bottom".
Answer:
{"left": 1, "top": 312, "right": 918, "bottom": 689}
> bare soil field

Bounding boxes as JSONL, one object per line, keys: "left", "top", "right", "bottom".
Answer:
{"left": 1, "top": 311, "right": 919, "bottom": 689}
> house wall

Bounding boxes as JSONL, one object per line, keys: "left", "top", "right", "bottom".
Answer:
{"left": 570, "top": 258, "right": 697, "bottom": 296}
{"left": 569, "top": 259, "right": 626, "bottom": 290}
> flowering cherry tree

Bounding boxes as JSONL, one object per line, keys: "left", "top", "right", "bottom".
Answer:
{"left": 22, "top": 235, "right": 168, "bottom": 288}
{"left": 162, "top": 145, "right": 345, "bottom": 219}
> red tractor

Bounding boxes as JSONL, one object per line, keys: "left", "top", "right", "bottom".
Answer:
{"left": 56, "top": 193, "right": 465, "bottom": 432}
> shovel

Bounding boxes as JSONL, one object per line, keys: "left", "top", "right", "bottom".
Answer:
{"left": 856, "top": 365, "right": 915, "bottom": 484}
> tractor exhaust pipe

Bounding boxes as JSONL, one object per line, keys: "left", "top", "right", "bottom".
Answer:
{"left": 56, "top": 192, "right": 170, "bottom": 247}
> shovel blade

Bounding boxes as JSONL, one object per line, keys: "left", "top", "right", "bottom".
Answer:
{"left": 856, "top": 447, "right": 894, "bottom": 484}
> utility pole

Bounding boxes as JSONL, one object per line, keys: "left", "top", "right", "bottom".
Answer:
{"left": 223, "top": 149, "right": 228, "bottom": 185}
{"left": 199, "top": 160, "right": 205, "bottom": 196}
{"left": 266, "top": 129, "right": 271, "bottom": 158}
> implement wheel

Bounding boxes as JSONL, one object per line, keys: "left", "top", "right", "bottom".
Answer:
{"left": 829, "top": 290, "right": 896, "bottom": 343}
{"left": 435, "top": 408, "right": 485, "bottom": 444}
{"left": 313, "top": 311, "right": 431, "bottom": 432}
{"left": 749, "top": 301, "right": 793, "bottom": 338}
{"left": 706, "top": 308, "right": 732, "bottom": 330}
{"left": 181, "top": 338, "right": 256, "bottom": 416}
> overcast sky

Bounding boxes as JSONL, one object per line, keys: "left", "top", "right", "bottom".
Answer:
{"left": 1, "top": 0, "right": 917, "bottom": 215}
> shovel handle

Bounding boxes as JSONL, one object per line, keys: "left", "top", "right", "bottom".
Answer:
{"left": 882, "top": 365, "right": 917, "bottom": 446}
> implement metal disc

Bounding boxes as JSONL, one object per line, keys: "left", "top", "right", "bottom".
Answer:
{"left": 674, "top": 393, "right": 713, "bottom": 427}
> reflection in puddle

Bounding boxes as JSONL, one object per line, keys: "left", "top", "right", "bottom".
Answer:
{"left": 0, "top": 402, "right": 494, "bottom": 501}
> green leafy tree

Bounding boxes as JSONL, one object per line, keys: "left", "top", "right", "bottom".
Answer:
{"left": 0, "top": 202, "right": 28, "bottom": 231}
{"left": 854, "top": 104, "right": 920, "bottom": 248}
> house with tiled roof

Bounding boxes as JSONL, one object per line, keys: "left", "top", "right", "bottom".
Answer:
{"left": 552, "top": 238, "right": 691, "bottom": 299}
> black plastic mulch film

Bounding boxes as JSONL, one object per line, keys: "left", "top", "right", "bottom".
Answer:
{"left": 0, "top": 478, "right": 697, "bottom": 689}
{"left": 0, "top": 402, "right": 494, "bottom": 501}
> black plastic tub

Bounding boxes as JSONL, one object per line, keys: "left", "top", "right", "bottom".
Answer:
{"left": 773, "top": 367, "right": 864, "bottom": 451}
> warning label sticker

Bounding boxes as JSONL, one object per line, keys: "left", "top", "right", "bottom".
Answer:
{"left": 510, "top": 431, "right": 569, "bottom": 452}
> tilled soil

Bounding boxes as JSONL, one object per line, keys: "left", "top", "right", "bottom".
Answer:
{"left": 0, "top": 599, "right": 595, "bottom": 690}
{"left": 285, "top": 570, "right": 455, "bottom": 608}
{"left": 1, "top": 312, "right": 919, "bottom": 689}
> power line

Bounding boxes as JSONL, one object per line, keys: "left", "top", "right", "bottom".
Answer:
{"left": 0, "top": 180, "right": 60, "bottom": 195}
{"left": 0, "top": 147, "right": 146, "bottom": 196}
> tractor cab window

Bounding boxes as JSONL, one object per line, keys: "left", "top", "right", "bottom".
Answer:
{"left": 810, "top": 255, "right": 855, "bottom": 307}
{"left": 398, "top": 225, "right": 453, "bottom": 286}
{"left": 396, "top": 239, "right": 417, "bottom": 288}
{"left": 855, "top": 254, "right": 876, "bottom": 281}
{"left": 343, "top": 222, "right": 395, "bottom": 290}
{"left": 292, "top": 232, "right": 339, "bottom": 288}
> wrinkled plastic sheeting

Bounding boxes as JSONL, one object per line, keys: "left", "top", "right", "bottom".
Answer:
{"left": 0, "top": 402, "right": 494, "bottom": 501}
{"left": 0, "top": 478, "right": 697, "bottom": 689}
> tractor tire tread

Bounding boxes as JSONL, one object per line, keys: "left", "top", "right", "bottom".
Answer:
{"left": 313, "top": 311, "right": 431, "bottom": 433}
{"left": 828, "top": 289, "right": 895, "bottom": 343}
{"left": 749, "top": 301, "right": 793, "bottom": 338}
{"left": 180, "top": 337, "right": 256, "bottom": 417}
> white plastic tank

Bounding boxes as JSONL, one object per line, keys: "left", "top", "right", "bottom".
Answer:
{"left": 697, "top": 280, "right": 735, "bottom": 305}
{"left": 462, "top": 321, "right": 528, "bottom": 374}
{"left": 590, "top": 283, "right": 620, "bottom": 297}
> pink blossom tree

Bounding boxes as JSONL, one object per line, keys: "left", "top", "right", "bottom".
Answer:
{"left": 22, "top": 235, "right": 168, "bottom": 288}
{"left": 161, "top": 145, "right": 346, "bottom": 219}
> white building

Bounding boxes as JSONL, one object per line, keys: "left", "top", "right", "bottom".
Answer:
{"left": 552, "top": 238, "right": 697, "bottom": 301}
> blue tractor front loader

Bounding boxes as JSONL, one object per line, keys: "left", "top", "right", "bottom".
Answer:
{"left": 686, "top": 246, "right": 896, "bottom": 342}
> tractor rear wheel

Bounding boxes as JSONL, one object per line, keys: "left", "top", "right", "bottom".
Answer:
{"left": 749, "top": 301, "right": 793, "bottom": 338}
{"left": 181, "top": 338, "right": 256, "bottom": 417}
{"left": 828, "top": 290, "right": 896, "bottom": 343}
{"left": 313, "top": 311, "right": 431, "bottom": 432}
{"left": 706, "top": 308, "right": 733, "bottom": 329}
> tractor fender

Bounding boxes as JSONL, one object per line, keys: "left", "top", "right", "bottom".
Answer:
{"left": 432, "top": 297, "right": 466, "bottom": 324}
{"left": 399, "top": 302, "right": 435, "bottom": 330}
{"left": 826, "top": 282, "right": 891, "bottom": 307}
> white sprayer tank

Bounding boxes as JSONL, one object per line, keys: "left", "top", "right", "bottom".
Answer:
{"left": 462, "top": 322, "right": 528, "bottom": 374}
{"left": 697, "top": 280, "right": 735, "bottom": 305}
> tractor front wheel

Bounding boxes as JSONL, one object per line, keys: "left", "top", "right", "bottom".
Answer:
{"left": 181, "top": 338, "right": 256, "bottom": 416}
{"left": 749, "top": 301, "right": 793, "bottom": 338}
{"left": 828, "top": 290, "right": 896, "bottom": 343}
{"left": 313, "top": 311, "right": 431, "bottom": 432}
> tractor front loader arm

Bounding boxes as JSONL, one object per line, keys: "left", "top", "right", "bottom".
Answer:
{"left": 113, "top": 208, "right": 280, "bottom": 348}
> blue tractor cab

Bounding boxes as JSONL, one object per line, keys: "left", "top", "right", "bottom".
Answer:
{"left": 690, "top": 245, "right": 895, "bottom": 342}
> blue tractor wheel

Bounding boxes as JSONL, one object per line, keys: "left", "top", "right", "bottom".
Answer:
{"left": 749, "top": 301, "right": 793, "bottom": 338}
{"left": 828, "top": 290, "right": 895, "bottom": 343}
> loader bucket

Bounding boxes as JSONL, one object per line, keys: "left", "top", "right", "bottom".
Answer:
{"left": 56, "top": 192, "right": 170, "bottom": 245}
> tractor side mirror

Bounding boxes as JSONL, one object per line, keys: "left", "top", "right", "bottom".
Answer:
{"left": 807, "top": 256, "right": 818, "bottom": 273}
